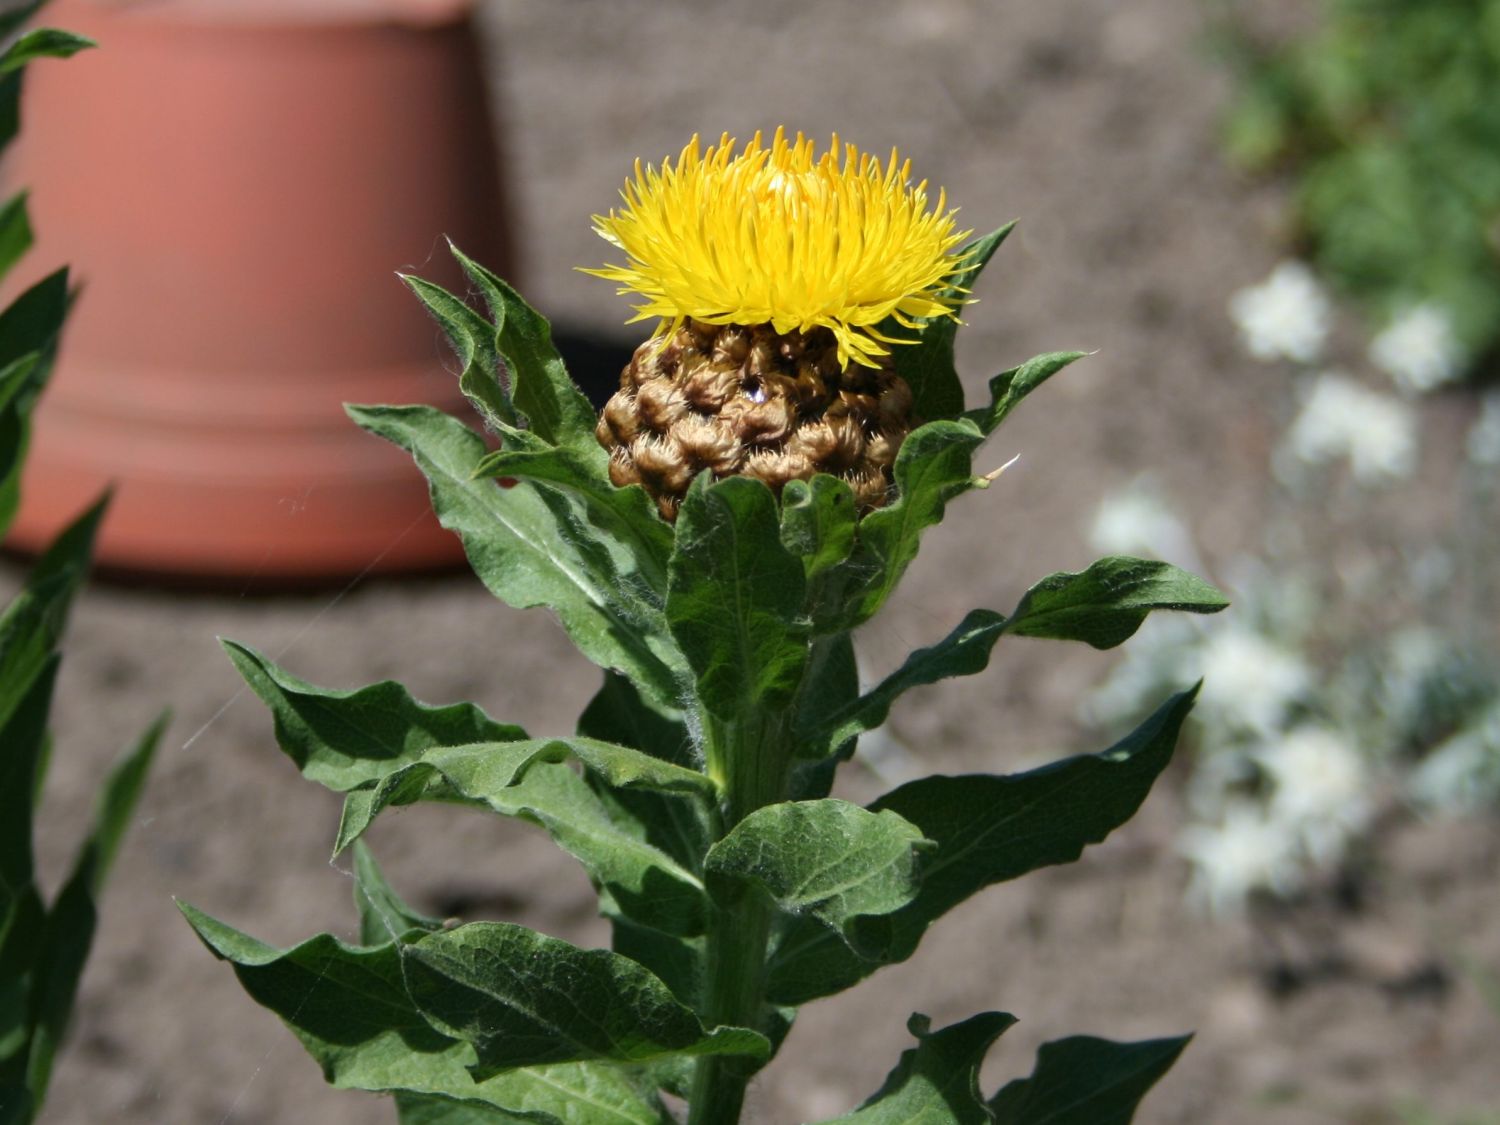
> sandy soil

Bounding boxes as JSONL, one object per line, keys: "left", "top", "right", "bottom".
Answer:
{"left": 10, "top": 0, "right": 1499, "bottom": 1121}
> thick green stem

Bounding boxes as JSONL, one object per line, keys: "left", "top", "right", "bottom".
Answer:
{"left": 686, "top": 894, "right": 775, "bottom": 1125}
{"left": 688, "top": 706, "right": 793, "bottom": 1125}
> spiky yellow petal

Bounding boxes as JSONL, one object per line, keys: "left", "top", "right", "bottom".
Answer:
{"left": 582, "top": 129, "right": 972, "bottom": 368}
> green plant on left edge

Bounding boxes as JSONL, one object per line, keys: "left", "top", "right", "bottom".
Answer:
{"left": 0, "top": 6, "right": 164, "bottom": 1124}
{"left": 185, "top": 129, "right": 1228, "bottom": 1123}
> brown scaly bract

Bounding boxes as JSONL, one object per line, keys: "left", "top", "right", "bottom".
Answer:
{"left": 596, "top": 318, "right": 915, "bottom": 522}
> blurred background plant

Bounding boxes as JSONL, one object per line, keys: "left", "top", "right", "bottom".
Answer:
{"left": 1214, "top": 0, "right": 1500, "bottom": 386}
{"left": 1082, "top": 258, "right": 1500, "bottom": 917}
{"left": 0, "top": 7, "right": 162, "bottom": 1122}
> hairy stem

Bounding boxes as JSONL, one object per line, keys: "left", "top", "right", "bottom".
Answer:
{"left": 688, "top": 706, "right": 793, "bottom": 1125}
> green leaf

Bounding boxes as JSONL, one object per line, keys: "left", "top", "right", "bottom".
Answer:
{"left": 0, "top": 587, "right": 63, "bottom": 738}
{"left": 779, "top": 474, "right": 858, "bottom": 582}
{"left": 0, "top": 1088, "right": 31, "bottom": 1125}
{"left": 788, "top": 633, "right": 861, "bottom": 796}
{"left": 666, "top": 474, "right": 809, "bottom": 719}
{"left": 446, "top": 242, "right": 600, "bottom": 455}
{"left": 0, "top": 488, "right": 100, "bottom": 733}
{"left": 394, "top": 1095, "right": 524, "bottom": 1125}
{"left": 577, "top": 672, "right": 708, "bottom": 877}
{"left": 0, "top": 352, "right": 36, "bottom": 415}
{"left": 0, "top": 193, "right": 32, "bottom": 283}
{"left": 988, "top": 1034, "right": 1191, "bottom": 1124}
{"left": 221, "top": 640, "right": 527, "bottom": 793}
{"left": 0, "top": 658, "right": 55, "bottom": 963}
{"left": 706, "top": 800, "right": 928, "bottom": 954}
{"left": 803, "top": 609, "right": 1005, "bottom": 760}
{"left": 352, "top": 842, "right": 443, "bottom": 947}
{"left": 0, "top": 70, "right": 19, "bottom": 157}
{"left": 0, "top": 268, "right": 67, "bottom": 374}
{"left": 23, "top": 714, "right": 164, "bottom": 1103}
{"left": 963, "top": 351, "right": 1088, "bottom": 437}
{"left": 337, "top": 751, "right": 708, "bottom": 938}
{"left": 0, "top": 28, "right": 94, "bottom": 75}
{"left": 78, "top": 711, "right": 164, "bottom": 893}
{"left": 819, "top": 1012, "right": 1016, "bottom": 1124}
{"left": 180, "top": 905, "right": 672, "bottom": 1124}
{"left": 23, "top": 880, "right": 94, "bottom": 1105}
{"left": 395, "top": 1078, "right": 673, "bottom": 1125}
{"left": 0, "top": 4, "right": 45, "bottom": 44}
{"left": 836, "top": 419, "right": 987, "bottom": 630}
{"left": 23, "top": 491, "right": 106, "bottom": 614}
{"left": 471, "top": 432, "right": 672, "bottom": 600}
{"left": 0, "top": 269, "right": 71, "bottom": 535}
{"left": 347, "top": 404, "right": 685, "bottom": 708}
{"left": 397, "top": 1090, "right": 662, "bottom": 1125}
{"left": 0, "top": 12, "right": 76, "bottom": 553}
{"left": 804, "top": 559, "right": 1224, "bottom": 757}
{"left": 0, "top": 354, "right": 42, "bottom": 542}
{"left": 0, "top": 658, "right": 51, "bottom": 1088}
{"left": 606, "top": 917, "right": 703, "bottom": 1011}
{"left": 401, "top": 921, "right": 769, "bottom": 1078}
{"left": 1003, "top": 557, "right": 1228, "bottom": 650}
{"left": 577, "top": 671, "right": 691, "bottom": 768}
{"left": 767, "top": 690, "right": 1197, "bottom": 1004}
{"left": 0, "top": 402, "right": 27, "bottom": 540}
{"left": 401, "top": 273, "right": 516, "bottom": 430}
{"left": 0, "top": 884, "right": 43, "bottom": 1060}
{"left": 543, "top": 737, "right": 712, "bottom": 797}
{"left": 333, "top": 734, "right": 714, "bottom": 850}
{"left": 889, "top": 225, "right": 1015, "bottom": 423}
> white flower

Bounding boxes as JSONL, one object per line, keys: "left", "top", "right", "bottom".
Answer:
{"left": 1196, "top": 626, "right": 1312, "bottom": 738}
{"left": 1380, "top": 627, "right": 1448, "bottom": 729}
{"left": 1369, "top": 302, "right": 1463, "bottom": 395}
{"left": 1087, "top": 478, "right": 1196, "bottom": 564}
{"left": 1182, "top": 743, "right": 1259, "bottom": 820}
{"left": 1467, "top": 392, "right": 1500, "bottom": 467}
{"left": 1228, "top": 260, "right": 1330, "bottom": 364}
{"left": 1282, "top": 372, "right": 1418, "bottom": 485}
{"left": 1255, "top": 725, "right": 1373, "bottom": 866}
{"left": 1079, "top": 615, "right": 1200, "bottom": 728}
{"left": 1180, "top": 802, "right": 1301, "bottom": 916}
{"left": 1408, "top": 702, "right": 1500, "bottom": 813}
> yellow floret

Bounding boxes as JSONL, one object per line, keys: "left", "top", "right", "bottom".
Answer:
{"left": 582, "top": 128, "right": 972, "bottom": 369}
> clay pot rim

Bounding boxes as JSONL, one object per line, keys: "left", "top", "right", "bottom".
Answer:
{"left": 57, "top": 0, "right": 473, "bottom": 31}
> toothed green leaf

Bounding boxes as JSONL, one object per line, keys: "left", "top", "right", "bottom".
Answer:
{"left": 347, "top": 404, "right": 685, "bottom": 708}
{"left": 402, "top": 273, "right": 516, "bottom": 430}
{"left": 180, "top": 905, "right": 675, "bottom": 1124}
{"left": 446, "top": 242, "right": 600, "bottom": 455}
{"left": 335, "top": 748, "right": 708, "bottom": 938}
{"left": 963, "top": 350, "right": 1087, "bottom": 436}
{"left": 887, "top": 225, "right": 1015, "bottom": 423}
{"left": 803, "top": 558, "right": 1226, "bottom": 757}
{"left": 816, "top": 1012, "right": 1016, "bottom": 1124}
{"left": 706, "top": 800, "right": 929, "bottom": 955}
{"left": 666, "top": 474, "right": 809, "bottom": 720}
{"left": 768, "top": 690, "right": 1197, "bottom": 1004}
{"left": 221, "top": 640, "right": 527, "bottom": 793}
{"left": 400, "top": 921, "right": 768, "bottom": 1078}
{"left": 0, "top": 28, "right": 94, "bottom": 75}
{"left": 988, "top": 1034, "right": 1191, "bottom": 1124}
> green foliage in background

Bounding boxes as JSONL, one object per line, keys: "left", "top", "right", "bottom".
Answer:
{"left": 1220, "top": 0, "right": 1500, "bottom": 375}
{"left": 187, "top": 231, "right": 1227, "bottom": 1123}
{"left": 0, "top": 9, "right": 163, "bottom": 1123}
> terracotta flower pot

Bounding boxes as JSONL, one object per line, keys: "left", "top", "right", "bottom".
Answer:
{"left": 3, "top": 0, "right": 514, "bottom": 581}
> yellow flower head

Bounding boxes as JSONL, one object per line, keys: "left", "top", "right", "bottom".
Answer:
{"left": 583, "top": 128, "right": 973, "bottom": 368}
